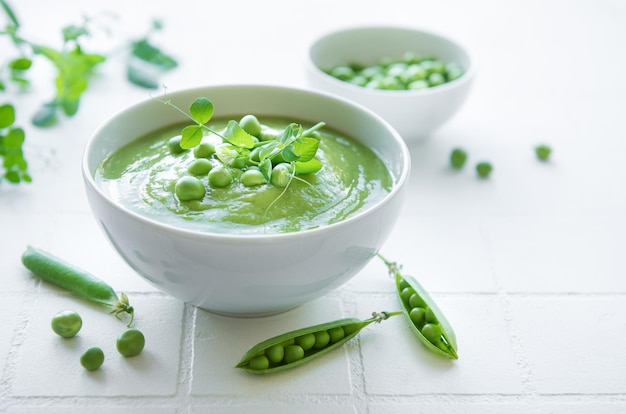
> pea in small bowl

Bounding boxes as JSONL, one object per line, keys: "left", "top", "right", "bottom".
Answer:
{"left": 305, "top": 25, "right": 477, "bottom": 142}
{"left": 82, "top": 84, "right": 410, "bottom": 317}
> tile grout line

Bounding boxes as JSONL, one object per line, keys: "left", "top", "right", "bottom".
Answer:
{"left": 478, "top": 217, "right": 537, "bottom": 398}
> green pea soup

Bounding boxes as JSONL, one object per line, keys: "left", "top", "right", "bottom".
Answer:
{"left": 95, "top": 116, "right": 393, "bottom": 235}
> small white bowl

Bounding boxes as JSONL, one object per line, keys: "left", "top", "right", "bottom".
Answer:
{"left": 82, "top": 84, "right": 410, "bottom": 317}
{"left": 305, "top": 25, "right": 477, "bottom": 142}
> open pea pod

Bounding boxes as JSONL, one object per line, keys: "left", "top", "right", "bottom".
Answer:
{"left": 236, "top": 312, "right": 397, "bottom": 374}
{"left": 396, "top": 274, "right": 458, "bottom": 359}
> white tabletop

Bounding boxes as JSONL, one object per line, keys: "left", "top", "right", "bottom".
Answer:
{"left": 2, "top": 0, "right": 625, "bottom": 412}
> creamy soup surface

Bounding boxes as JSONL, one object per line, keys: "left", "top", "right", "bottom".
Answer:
{"left": 95, "top": 116, "right": 393, "bottom": 235}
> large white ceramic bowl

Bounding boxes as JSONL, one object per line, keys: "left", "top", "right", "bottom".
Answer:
{"left": 305, "top": 25, "right": 477, "bottom": 142}
{"left": 83, "top": 84, "right": 410, "bottom": 317}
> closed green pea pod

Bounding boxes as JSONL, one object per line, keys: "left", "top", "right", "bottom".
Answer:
{"left": 236, "top": 312, "right": 398, "bottom": 374}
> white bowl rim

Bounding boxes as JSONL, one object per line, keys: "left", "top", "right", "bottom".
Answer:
{"left": 305, "top": 24, "right": 478, "bottom": 96}
{"left": 82, "top": 83, "right": 411, "bottom": 242}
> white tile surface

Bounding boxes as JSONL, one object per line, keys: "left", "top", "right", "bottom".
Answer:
{"left": 358, "top": 295, "right": 524, "bottom": 395}
{"left": 510, "top": 296, "right": 626, "bottom": 394}
{"left": 1, "top": 0, "right": 625, "bottom": 411}
{"left": 191, "top": 298, "right": 355, "bottom": 396}
{"left": 10, "top": 296, "right": 184, "bottom": 396}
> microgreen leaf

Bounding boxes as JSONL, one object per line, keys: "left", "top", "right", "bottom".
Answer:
{"left": 215, "top": 144, "right": 239, "bottom": 166}
{"left": 126, "top": 64, "right": 159, "bottom": 89}
{"left": 62, "top": 24, "right": 89, "bottom": 43}
{"left": 295, "top": 159, "right": 323, "bottom": 174}
{"left": 0, "top": 104, "right": 16, "bottom": 128}
{"left": 277, "top": 123, "right": 300, "bottom": 145}
{"left": 292, "top": 137, "right": 319, "bottom": 163}
{"left": 259, "top": 159, "right": 272, "bottom": 181}
{"left": 224, "top": 120, "right": 255, "bottom": 149}
{"left": 8, "top": 57, "right": 31, "bottom": 70}
{"left": 258, "top": 141, "right": 278, "bottom": 162}
{"left": 180, "top": 125, "right": 204, "bottom": 149}
{"left": 130, "top": 38, "right": 178, "bottom": 70}
{"left": 31, "top": 101, "right": 58, "bottom": 127}
{"left": 189, "top": 97, "right": 214, "bottom": 125}
{"left": 280, "top": 145, "right": 299, "bottom": 162}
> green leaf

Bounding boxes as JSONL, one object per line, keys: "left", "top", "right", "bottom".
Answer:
{"left": 5, "top": 127, "right": 24, "bottom": 146}
{"left": 215, "top": 144, "right": 238, "bottom": 166}
{"left": 189, "top": 97, "right": 214, "bottom": 125}
{"left": 295, "top": 159, "right": 322, "bottom": 174}
{"left": 0, "top": 80, "right": 5, "bottom": 91}
{"left": 131, "top": 39, "right": 177, "bottom": 70}
{"left": 224, "top": 120, "right": 255, "bottom": 149}
{"left": 32, "top": 102, "right": 58, "bottom": 127}
{"left": 62, "top": 24, "right": 89, "bottom": 43}
{"left": 277, "top": 123, "right": 300, "bottom": 145}
{"left": 0, "top": 104, "right": 16, "bottom": 128}
{"left": 126, "top": 65, "right": 159, "bottom": 89}
{"left": 61, "top": 99, "right": 79, "bottom": 116}
{"left": 280, "top": 145, "right": 299, "bottom": 162}
{"left": 180, "top": 125, "right": 204, "bottom": 149}
{"left": 259, "top": 159, "right": 272, "bottom": 181}
{"left": 292, "top": 137, "right": 319, "bottom": 162}
{"left": 9, "top": 57, "right": 32, "bottom": 70}
{"left": 258, "top": 141, "right": 278, "bottom": 162}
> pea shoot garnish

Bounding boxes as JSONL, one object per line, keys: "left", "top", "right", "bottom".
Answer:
{"left": 156, "top": 94, "right": 326, "bottom": 212}
{"left": 21, "top": 246, "right": 135, "bottom": 327}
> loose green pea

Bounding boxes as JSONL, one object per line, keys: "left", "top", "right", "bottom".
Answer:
{"left": 350, "top": 75, "right": 368, "bottom": 86}
{"left": 428, "top": 72, "right": 446, "bottom": 87}
{"left": 409, "top": 307, "right": 426, "bottom": 326}
{"left": 265, "top": 344, "right": 284, "bottom": 364}
{"left": 51, "top": 309, "right": 82, "bottom": 338}
{"left": 241, "top": 169, "right": 266, "bottom": 187}
{"left": 361, "top": 66, "right": 384, "bottom": 79}
{"left": 313, "top": 330, "right": 330, "bottom": 349}
{"left": 295, "top": 333, "right": 316, "bottom": 351}
{"left": 175, "top": 176, "right": 206, "bottom": 201}
{"left": 208, "top": 166, "right": 233, "bottom": 188}
{"left": 80, "top": 346, "right": 104, "bottom": 371}
{"left": 476, "top": 162, "right": 493, "bottom": 178}
{"left": 535, "top": 144, "right": 552, "bottom": 161}
{"left": 408, "top": 80, "right": 429, "bottom": 90}
{"left": 328, "top": 326, "right": 345, "bottom": 343}
{"left": 239, "top": 114, "right": 262, "bottom": 137}
{"left": 450, "top": 148, "right": 468, "bottom": 169}
{"left": 193, "top": 141, "right": 215, "bottom": 158}
{"left": 230, "top": 156, "right": 249, "bottom": 169}
{"left": 446, "top": 62, "right": 464, "bottom": 81}
{"left": 270, "top": 163, "right": 292, "bottom": 188}
{"left": 248, "top": 355, "right": 270, "bottom": 370}
{"left": 187, "top": 159, "right": 213, "bottom": 176}
{"left": 116, "top": 328, "right": 145, "bottom": 357}
{"left": 284, "top": 345, "right": 305, "bottom": 364}
{"left": 167, "top": 136, "right": 185, "bottom": 154}
{"left": 329, "top": 65, "right": 354, "bottom": 81}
